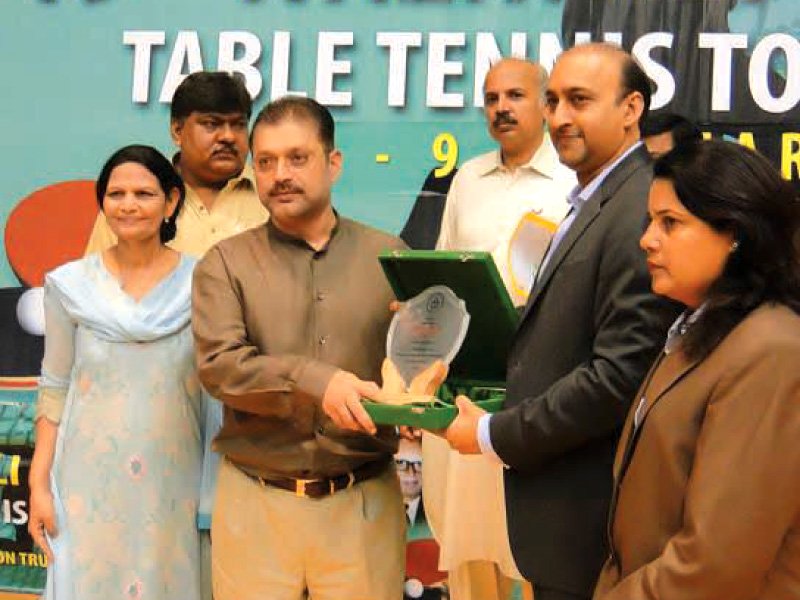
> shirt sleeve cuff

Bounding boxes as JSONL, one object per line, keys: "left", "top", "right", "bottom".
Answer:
{"left": 478, "top": 413, "right": 505, "bottom": 466}
{"left": 296, "top": 359, "right": 341, "bottom": 401}
{"left": 36, "top": 387, "right": 66, "bottom": 424}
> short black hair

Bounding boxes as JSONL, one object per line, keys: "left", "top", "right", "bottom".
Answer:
{"left": 250, "top": 96, "right": 335, "bottom": 153}
{"left": 642, "top": 113, "right": 702, "bottom": 145}
{"left": 95, "top": 145, "right": 186, "bottom": 244}
{"left": 170, "top": 71, "right": 252, "bottom": 122}
{"left": 619, "top": 53, "right": 652, "bottom": 125}
{"left": 653, "top": 140, "right": 800, "bottom": 360}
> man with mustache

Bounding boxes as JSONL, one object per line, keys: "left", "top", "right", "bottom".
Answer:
{"left": 427, "top": 57, "right": 575, "bottom": 600}
{"left": 436, "top": 58, "right": 576, "bottom": 302}
{"left": 442, "top": 44, "right": 679, "bottom": 600}
{"left": 192, "top": 96, "right": 406, "bottom": 600}
{"left": 85, "top": 71, "right": 267, "bottom": 256}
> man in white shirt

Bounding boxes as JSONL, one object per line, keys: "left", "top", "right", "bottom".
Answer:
{"left": 436, "top": 58, "right": 576, "bottom": 306}
{"left": 426, "top": 58, "right": 576, "bottom": 600}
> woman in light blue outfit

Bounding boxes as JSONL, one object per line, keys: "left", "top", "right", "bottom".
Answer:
{"left": 27, "top": 145, "right": 203, "bottom": 600}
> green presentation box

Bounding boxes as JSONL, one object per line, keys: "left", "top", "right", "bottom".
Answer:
{"left": 363, "top": 250, "right": 519, "bottom": 429}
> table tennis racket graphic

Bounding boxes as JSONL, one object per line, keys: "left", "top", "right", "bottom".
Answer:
{"left": 4, "top": 180, "right": 98, "bottom": 287}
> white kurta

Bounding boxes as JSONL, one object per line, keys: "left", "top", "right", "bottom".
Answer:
{"left": 425, "top": 134, "right": 574, "bottom": 577}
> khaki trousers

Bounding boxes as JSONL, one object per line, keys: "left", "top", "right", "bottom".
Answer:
{"left": 449, "top": 561, "right": 534, "bottom": 600}
{"left": 212, "top": 459, "right": 406, "bottom": 600}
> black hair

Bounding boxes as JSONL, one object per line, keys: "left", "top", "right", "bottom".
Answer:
{"left": 170, "top": 71, "right": 252, "bottom": 122}
{"left": 619, "top": 53, "right": 652, "bottom": 125}
{"left": 95, "top": 145, "right": 186, "bottom": 244}
{"left": 653, "top": 140, "right": 800, "bottom": 360}
{"left": 642, "top": 112, "right": 702, "bottom": 145}
{"left": 250, "top": 96, "right": 335, "bottom": 153}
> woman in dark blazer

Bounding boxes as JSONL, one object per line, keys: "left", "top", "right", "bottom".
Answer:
{"left": 593, "top": 140, "right": 800, "bottom": 600}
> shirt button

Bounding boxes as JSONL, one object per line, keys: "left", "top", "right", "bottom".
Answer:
{"left": 318, "top": 336, "right": 327, "bottom": 346}
{"left": 316, "top": 292, "right": 325, "bottom": 302}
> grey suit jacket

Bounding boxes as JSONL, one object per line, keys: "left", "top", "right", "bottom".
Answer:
{"left": 490, "top": 145, "right": 681, "bottom": 595}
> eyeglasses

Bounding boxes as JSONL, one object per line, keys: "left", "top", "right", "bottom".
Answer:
{"left": 394, "top": 459, "right": 422, "bottom": 474}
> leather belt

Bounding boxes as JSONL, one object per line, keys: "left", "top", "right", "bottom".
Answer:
{"left": 244, "top": 459, "right": 388, "bottom": 499}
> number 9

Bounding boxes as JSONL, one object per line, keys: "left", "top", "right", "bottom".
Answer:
{"left": 432, "top": 132, "right": 458, "bottom": 178}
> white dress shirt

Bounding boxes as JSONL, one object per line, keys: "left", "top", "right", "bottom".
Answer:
{"left": 436, "top": 134, "right": 576, "bottom": 306}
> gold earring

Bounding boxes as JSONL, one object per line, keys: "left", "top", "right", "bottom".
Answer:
{"left": 730, "top": 240, "right": 739, "bottom": 252}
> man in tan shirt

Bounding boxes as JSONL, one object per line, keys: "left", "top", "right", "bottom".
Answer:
{"left": 192, "top": 96, "right": 406, "bottom": 600}
{"left": 85, "top": 71, "right": 267, "bottom": 256}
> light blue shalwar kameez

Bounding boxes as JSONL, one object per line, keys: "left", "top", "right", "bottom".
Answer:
{"left": 39, "top": 253, "right": 203, "bottom": 600}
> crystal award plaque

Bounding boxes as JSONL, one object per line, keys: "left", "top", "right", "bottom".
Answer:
{"left": 386, "top": 285, "right": 470, "bottom": 387}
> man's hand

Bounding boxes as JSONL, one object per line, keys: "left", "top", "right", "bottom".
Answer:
{"left": 322, "top": 370, "right": 380, "bottom": 435}
{"left": 444, "top": 395, "right": 486, "bottom": 454}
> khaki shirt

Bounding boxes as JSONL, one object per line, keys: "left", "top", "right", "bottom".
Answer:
{"left": 84, "top": 164, "right": 267, "bottom": 258}
{"left": 192, "top": 217, "right": 405, "bottom": 480}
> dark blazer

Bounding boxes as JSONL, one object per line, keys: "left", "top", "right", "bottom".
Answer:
{"left": 489, "top": 145, "right": 681, "bottom": 596}
{"left": 594, "top": 304, "right": 800, "bottom": 600}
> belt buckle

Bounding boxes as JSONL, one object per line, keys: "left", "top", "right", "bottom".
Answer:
{"left": 295, "top": 478, "right": 320, "bottom": 498}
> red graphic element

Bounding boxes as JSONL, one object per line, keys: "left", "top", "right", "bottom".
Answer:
{"left": 5, "top": 180, "right": 98, "bottom": 287}
{"left": 0, "top": 376, "right": 39, "bottom": 389}
{"left": 406, "top": 539, "right": 447, "bottom": 586}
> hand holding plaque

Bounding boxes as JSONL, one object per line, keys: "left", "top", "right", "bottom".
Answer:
{"left": 374, "top": 358, "right": 449, "bottom": 406}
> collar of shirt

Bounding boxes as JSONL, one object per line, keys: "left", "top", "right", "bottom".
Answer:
{"left": 232, "top": 161, "right": 257, "bottom": 190}
{"left": 266, "top": 210, "right": 341, "bottom": 254}
{"left": 575, "top": 140, "right": 644, "bottom": 207}
{"left": 477, "top": 133, "right": 562, "bottom": 179}
{"left": 190, "top": 168, "right": 256, "bottom": 216}
{"left": 664, "top": 302, "right": 706, "bottom": 354}
{"left": 565, "top": 184, "right": 583, "bottom": 213}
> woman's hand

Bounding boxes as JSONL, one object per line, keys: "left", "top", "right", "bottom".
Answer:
{"left": 28, "top": 485, "right": 57, "bottom": 562}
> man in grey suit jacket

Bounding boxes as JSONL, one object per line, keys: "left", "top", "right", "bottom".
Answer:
{"left": 442, "top": 43, "right": 681, "bottom": 600}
